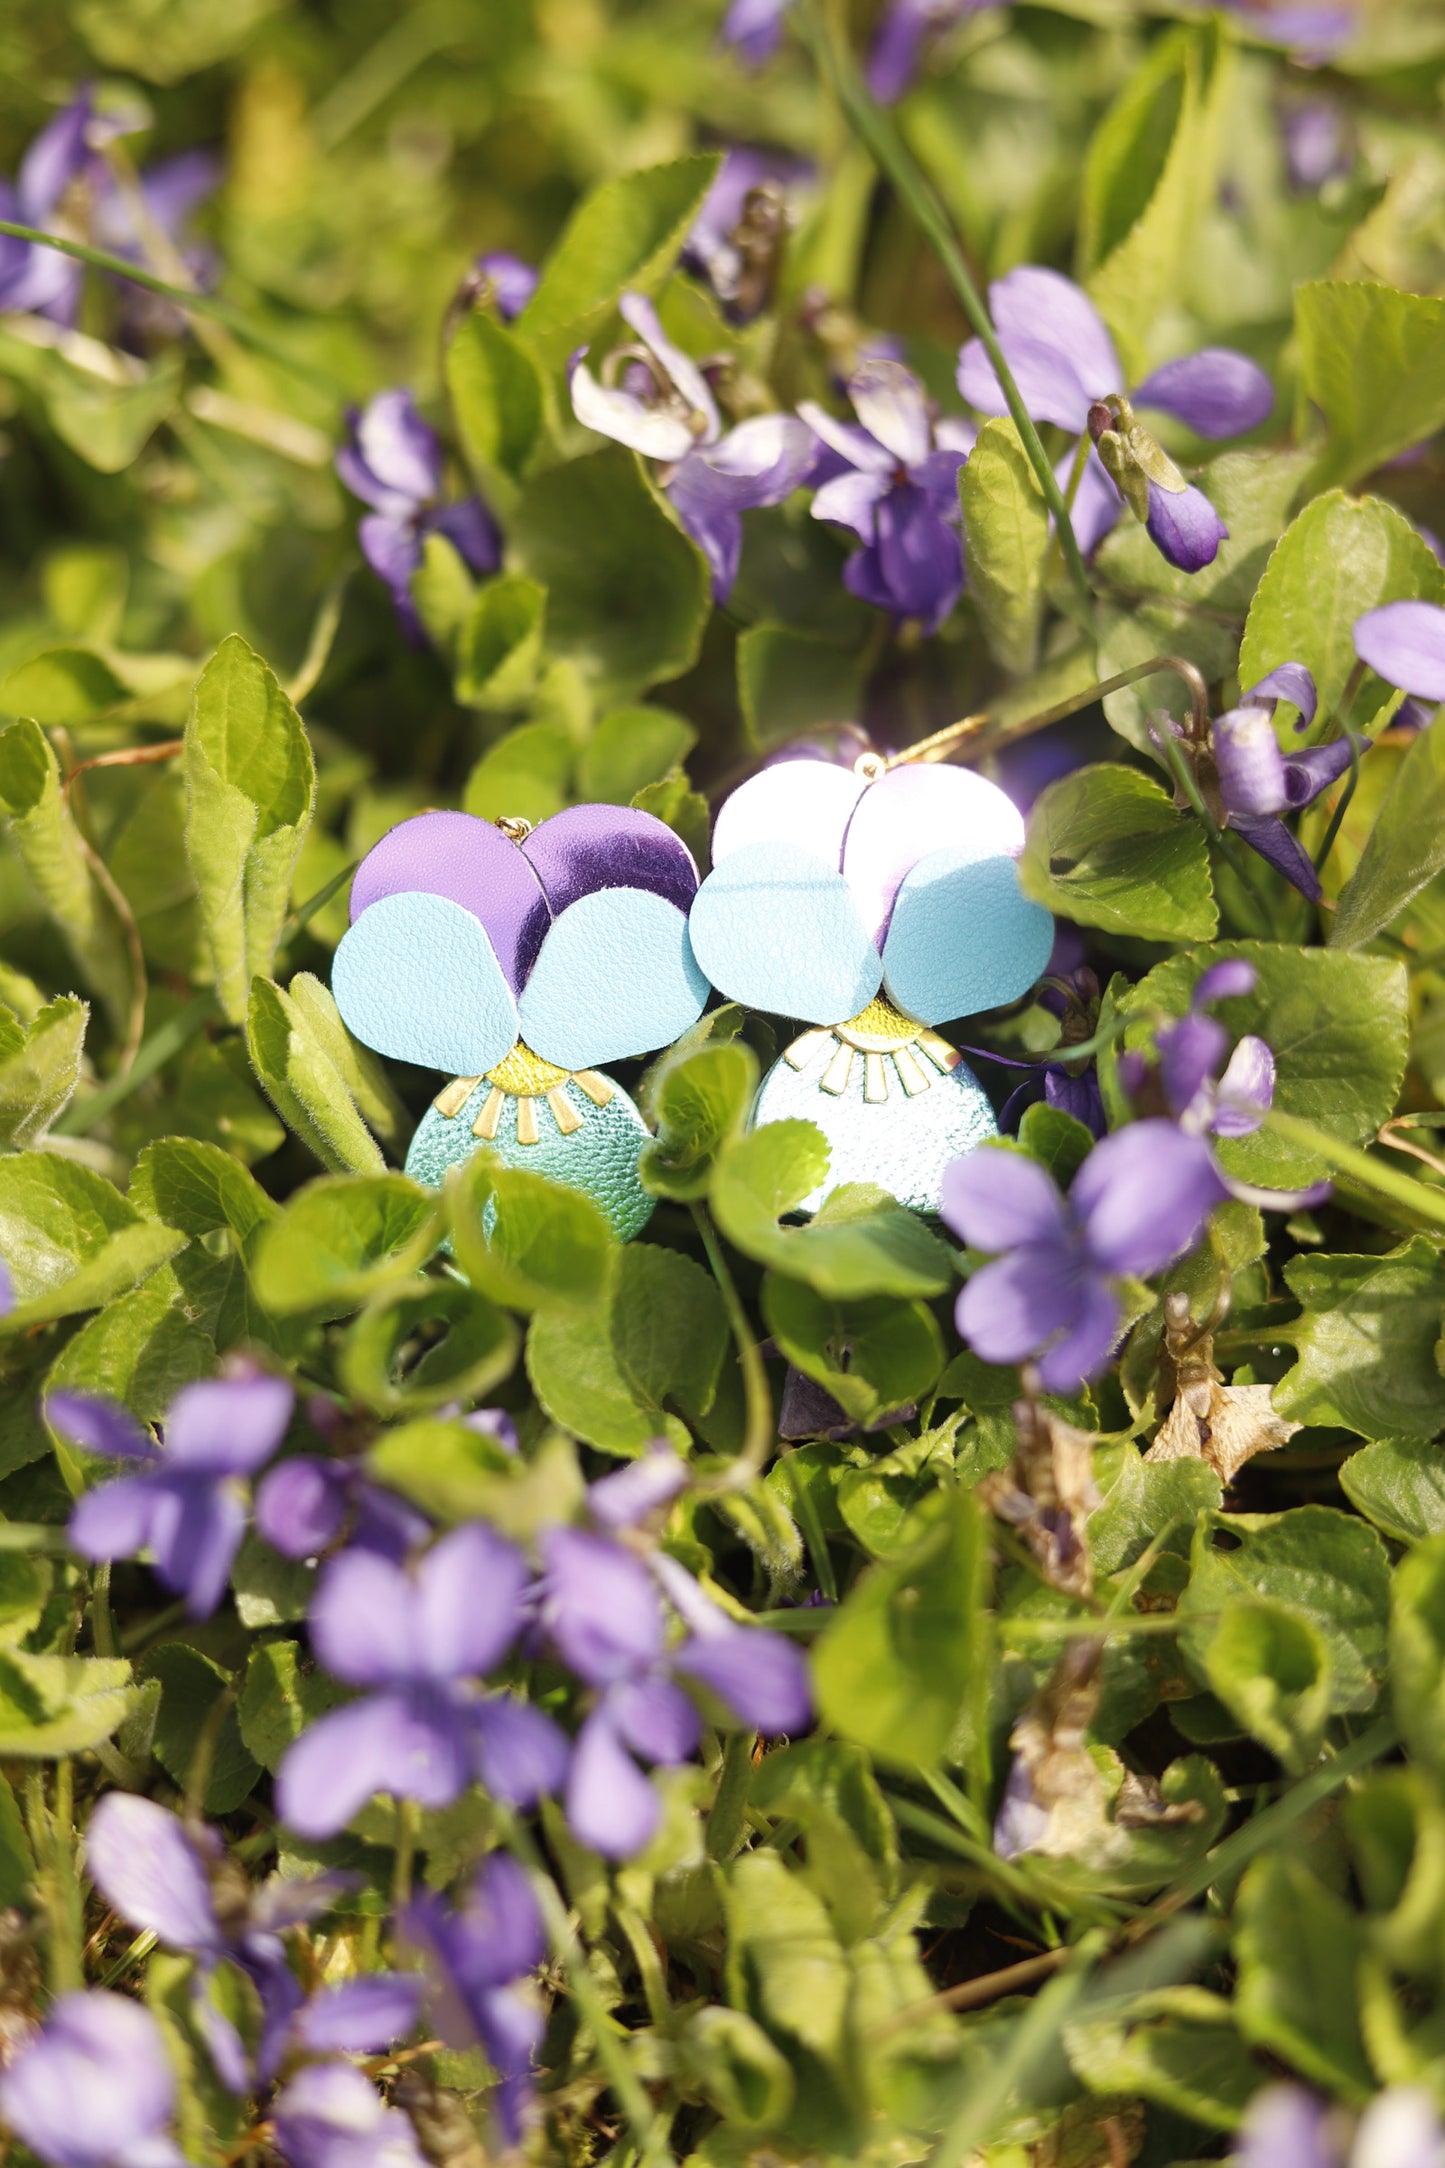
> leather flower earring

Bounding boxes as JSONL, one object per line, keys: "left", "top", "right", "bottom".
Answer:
{"left": 331, "top": 804, "right": 709, "bottom": 1238}
{"left": 688, "top": 756, "right": 1054, "bottom": 1214}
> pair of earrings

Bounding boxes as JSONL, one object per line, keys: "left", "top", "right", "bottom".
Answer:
{"left": 330, "top": 755, "right": 1054, "bottom": 1238}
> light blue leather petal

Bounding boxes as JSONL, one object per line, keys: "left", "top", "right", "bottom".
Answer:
{"left": 881, "top": 845, "right": 1054, "bottom": 1026}
{"left": 332, "top": 890, "right": 519, "bottom": 1076}
{"left": 688, "top": 842, "right": 882, "bottom": 1026}
{"left": 518, "top": 890, "right": 709, "bottom": 1070}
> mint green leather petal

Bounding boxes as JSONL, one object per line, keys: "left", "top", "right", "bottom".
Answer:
{"left": 405, "top": 1075, "right": 654, "bottom": 1240}
{"left": 881, "top": 845, "right": 1054, "bottom": 1027}
{"left": 750, "top": 1043, "right": 997, "bottom": 1216}
{"left": 332, "top": 890, "right": 519, "bottom": 1076}
{"left": 517, "top": 890, "right": 708, "bottom": 1071}
{"left": 688, "top": 842, "right": 881, "bottom": 1026}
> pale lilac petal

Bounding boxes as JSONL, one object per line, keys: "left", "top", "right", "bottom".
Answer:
{"left": 941, "top": 1147, "right": 1069, "bottom": 1250}
{"left": 796, "top": 398, "right": 896, "bottom": 475}
{"left": 147, "top": 1480, "right": 247, "bottom": 1619}
{"left": 957, "top": 331, "right": 1094, "bottom": 433}
{"left": 933, "top": 416, "right": 977, "bottom": 459}
{"left": 1145, "top": 480, "right": 1227, "bottom": 572}
{"left": 810, "top": 466, "right": 890, "bottom": 538}
{"left": 459, "top": 1854, "right": 546, "bottom": 1982}
{"left": 19, "top": 97, "right": 93, "bottom": 222}
{"left": 1244, "top": 660, "right": 1318, "bottom": 726}
{"left": 250, "top": 1871, "right": 359, "bottom": 1933}
{"left": 1233, "top": 2085, "right": 1333, "bottom": 2168}
{"left": 358, "top": 514, "right": 422, "bottom": 611}
{"left": 354, "top": 390, "right": 442, "bottom": 506}
{"left": 681, "top": 413, "right": 816, "bottom": 506}
{"left": 191, "top": 1990, "right": 249, "bottom": 2096}
{"left": 1074, "top": 1121, "right": 1223, "bottom": 1277}
{"left": 588, "top": 1447, "right": 690, "bottom": 1531}
{"left": 1134, "top": 349, "right": 1274, "bottom": 438}
{"left": 565, "top": 1711, "right": 660, "bottom": 1858}
{"left": 1159, "top": 1012, "right": 1229, "bottom": 1123}
{"left": 956, "top": 1245, "right": 1087, "bottom": 1367}
{"left": 84, "top": 1796, "right": 222, "bottom": 1957}
{"left": 721, "top": 0, "right": 789, "bottom": 61}
{"left": 0, "top": 1993, "right": 179, "bottom": 2168}
{"left": 69, "top": 1475, "right": 158, "bottom": 1563}
{"left": 990, "top": 267, "right": 1121, "bottom": 400}
{"left": 867, "top": 0, "right": 932, "bottom": 102}
{"left": 1034, "top": 1274, "right": 1122, "bottom": 1392}
{"left": 295, "top": 1977, "right": 425, "bottom": 2055}
{"left": 1353, "top": 600, "right": 1445, "bottom": 701}
{"left": 541, "top": 1528, "right": 666, "bottom": 1683}
{"left": 273, "top": 2063, "right": 426, "bottom": 2168}
{"left": 569, "top": 355, "right": 698, "bottom": 461}
{"left": 1193, "top": 961, "right": 1257, "bottom": 1006}
{"left": 872, "top": 484, "right": 962, "bottom": 626}
{"left": 474, "top": 251, "right": 537, "bottom": 320}
{"left": 164, "top": 1375, "right": 294, "bottom": 1473}
{"left": 310, "top": 1549, "right": 415, "bottom": 1687}
{"left": 668, "top": 486, "right": 742, "bottom": 601}
{"left": 993, "top": 1757, "right": 1050, "bottom": 1860}
{"left": 254, "top": 1457, "right": 347, "bottom": 1560}
{"left": 276, "top": 1691, "right": 471, "bottom": 1839}
{"left": 676, "top": 1631, "right": 812, "bottom": 1735}
{"left": 914, "top": 443, "right": 969, "bottom": 515}
{"left": 1213, "top": 1034, "right": 1274, "bottom": 1136}
{"left": 607, "top": 1674, "right": 702, "bottom": 1763}
{"left": 414, "top": 1523, "right": 527, "bottom": 1680}
{"left": 46, "top": 1392, "right": 156, "bottom": 1463}
{"left": 1353, "top": 2090, "right": 1445, "bottom": 2168}
{"left": 335, "top": 441, "right": 399, "bottom": 514}
{"left": 1215, "top": 705, "right": 1288, "bottom": 818}
{"left": 847, "top": 360, "right": 932, "bottom": 468}
{"left": 471, "top": 1696, "right": 569, "bottom": 1806}
{"left": 619, "top": 292, "right": 721, "bottom": 441}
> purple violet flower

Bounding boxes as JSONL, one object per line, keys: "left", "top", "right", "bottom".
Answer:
{"left": 1209, "top": 662, "right": 1355, "bottom": 900}
{"left": 1353, "top": 600, "right": 1445, "bottom": 707}
{"left": 942, "top": 1122, "right": 1225, "bottom": 1391}
{"left": 85, "top": 1794, "right": 419, "bottom": 2090}
{"left": 1216, "top": 0, "right": 1354, "bottom": 61}
{"left": 1282, "top": 100, "right": 1350, "bottom": 191}
{"left": 957, "top": 267, "right": 1272, "bottom": 572}
{"left": 401, "top": 1855, "right": 545, "bottom": 2146}
{"left": 0, "top": 1991, "right": 184, "bottom": 2168}
{"left": 53, "top": 1372, "right": 294, "bottom": 1620}
{"left": 1000, "top": 964, "right": 1108, "bottom": 1141}
{"left": 1232, "top": 2084, "right": 1445, "bottom": 2168}
{"left": 866, "top": 0, "right": 1001, "bottom": 103}
{"left": 336, "top": 390, "right": 501, "bottom": 639}
{"left": 272, "top": 2063, "right": 428, "bottom": 2168}
{"left": 570, "top": 292, "right": 814, "bottom": 600}
{"left": 720, "top": 0, "right": 792, "bottom": 63}
{"left": 1151, "top": 961, "right": 1275, "bottom": 1142}
{"left": 472, "top": 251, "right": 537, "bottom": 321}
{"left": 275, "top": 1525, "right": 566, "bottom": 1840}
{"left": 255, "top": 1454, "right": 429, "bottom": 1565}
{"left": 682, "top": 148, "right": 811, "bottom": 321}
{"left": 800, "top": 359, "right": 976, "bottom": 628}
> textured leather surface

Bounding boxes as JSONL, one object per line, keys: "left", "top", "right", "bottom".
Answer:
{"left": 882, "top": 844, "right": 1055, "bottom": 1027}
{"left": 518, "top": 890, "right": 708, "bottom": 1071}
{"left": 688, "top": 841, "right": 882, "bottom": 1026}
{"left": 750, "top": 1040, "right": 998, "bottom": 1215}
{"left": 405, "top": 1072, "right": 654, "bottom": 1240}
{"left": 347, "top": 809, "right": 550, "bottom": 994}
{"left": 520, "top": 802, "right": 699, "bottom": 914}
{"left": 841, "top": 762, "right": 1027, "bottom": 946}
{"left": 710, "top": 760, "right": 866, "bottom": 869}
{"left": 332, "top": 890, "right": 519, "bottom": 1075}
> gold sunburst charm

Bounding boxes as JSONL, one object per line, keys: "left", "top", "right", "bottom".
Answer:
{"left": 430, "top": 1040, "right": 614, "bottom": 1146}
{"left": 782, "top": 995, "right": 961, "bottom": 1105}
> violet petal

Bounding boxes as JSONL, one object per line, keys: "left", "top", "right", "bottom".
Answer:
{"left": 1073, "top": 1121, "right": 1224, "bottom": 1278}
{"left": 940, "top": 1146, "right": 1070, "bottom": 1251}
{"left": 565, "top": 1711, "right": 660, "bottom": 1858}
{"left": 1134, "top": 348, "right": 1274, "bottom": 438}
{"left": 1144, "top": 480, "right": 1227, "bottom": 572}
{"left": 1353, "top": 600, "right": 1445, "bottom": 701}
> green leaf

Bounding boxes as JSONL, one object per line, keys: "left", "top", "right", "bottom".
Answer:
{"left": 529, "top": 1302, "right": 687, "bottom": 1456}
{"left": 1234, "top": 1852, "right": 1372, "bottom": 2100}
{"left": 137, "top": 1643, "right": 260, "bottom": 1815}
{"left": 366, "top": 1415, "right": 529, "bottom": 1528}
{"left": 446, "top": 308, "right": 549, "bottom": 483}
{"left": 631, "top": 769, "right": 710, "bottom": 865}
{"left": 44, "top": 1272, "right": 214, "bottom": 1425}
{"left": 813, "top": 1491, "right": 990, "bottom": 1766}
{"left": 130, "top": 1136, "right": 285, "bottom": 1356}
{"left": 1120, "top": 942, "right": 1408, "bottom": 1187}
{"left": 455, "top": 578, "right": 548, "bottom": 714}
{"left": 237, "top": 1640, "right": 346, "bottom": 1773}
{"left": 463, "top": 720, "right": 571, "bottom": 824}
{"left": 1018, "top": 764, "right": 1217, "bottom": 940}
{"left": 1016, "top": 1102, "right": 1095, "bottom": 1189}
{"left": 578, "top": 705, "right": 696, "bottom": 803}
{"left": 1331, "top": 712, "right": 1445, "bottom": 949}
{"left": 516, "top": 155, "right": 721, "bottom": 363}
{"left": 250, "top": 1174, "right": 441, "bottom": 1318}
{"left": 37, "top": 348, "right": 183, "bottom": 474}
{"left": 449, "top": 1158, "right": 614, "bottom": 1314}
{"left": 1340, "top": 1437, "right": 1445, "bottom": 1545}
{"left": 339, "top": 1274, "right": 518, "bottom": 1417}
{"left": 526, "top": 1242, "right": 726, "bottom": 1454}
{"left": 1297, "top": 281, "right": 1445, "bottom": 491}
{"left": 676, "top": 2005, "right": 794, "bottom": 2132}
{"left": 725, "top": 1850, "right": 849, "bottom": 2060}
{"left": 1065, "top": 2002, "right": 1261, "bottom": 2133}
{"left": 959, "top": 419, "right": 1049, "bottom": 674}
{"left": 247, "top": 976, "right": 387, "bottom": 1174}
{"left": 1277, "top": 1239, "right": 1445, "bottom": 1442}
{"left": 0, "top": 718, "right": 135, "bottom": 1031}
{"left": 1391, "top": 1535, "right": 1445, "bottom": 1775}
{"left": 763, "top": 1278, "right": 943, "bottom": 1426}
{"left": 283, "top": 975, "right": 407, "bottom": 1150}
{"left": 713, "top": 1125, "right": 952, "bottom": 1300}
{"left": 0, "top": 1152, "right": 185, "bottom": 1337}
{"left": 1238, "top": 490, "right": 1445, "bottom": 733}
{"left": 736, "top": 626, "right": 864, "bottom": 753}
{"left": 640, "top": 1040, "right": 759, "bottom": 1201}
{"left": 0, "top": 995, "right": 87, "bottom": 1148}
{"left": 1181, "top": 1505, "right": 1390, "bottom": 1713}
{"left": 0, "top": 1652, "right": 135, "bottom": 1756}
{"left": 184, "top": 635, "right": 316, "bottom": 1026}
{"left": 0, "top": 1773, "right": 33, "bottom": 1906}
{"left": 511, "top": 449, "right": 710, "bottom": 700}
{"left": 1196, "top": 1599, "right": 1332, "bottom": 1774}
{"left": 1088, "top": 1451, "right": 1221, "bottom": 1578}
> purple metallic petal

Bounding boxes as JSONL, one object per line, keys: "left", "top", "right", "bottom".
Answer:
{"left": 1244, "top": 660, "right": 1318, "bottom": 727}
{"left": 19, "top": 96, "right": 94, "bottom": 222}
{"left": 990, "top": 267, "right": 1122, "bottom": 401}
{"left": 353, "top": 390, "right": 443, "bottom": 507}
{"left": 940, "top": 1146, "right": 1069, "bottom": 1251}
{"left": 1233, "top": 2085, "right": 1334, "bottom": 2168}
{"left": 428, "top": 496, "right": 501, "bottom": 578}
{"left": 1213, "top": 1034, "right": 1275, "bottom": 1137}
{"left": 1159, "top": 1012, "right": 1229, "bottom": 1124}
{"left": 541, "top": 1528, "right": 665, "bottom": 1683}
{"left": 565, "top": 1710, "right": 660, "bottom": 1858}
{"left": 1034, "top": 1273, "right": 1122, "bottom": 1392}
{"left": 0, "top": 1993, "right": 179, "bottom": 2168}
{"left": 471, "top": 1695, "right": 569, "bottom": 1806}
{"left": 955, "top": 1245, "right": 1088, "bottom": 1367}
{"left": 1234, "top": 814, "right": 1324, "bottom": 901}
{"left": 588, "top": 1446, "right": 690, "bottom": 1531}
{"left": 841, "top": 761, "right": 1025, "bottom": 948}
{"left": 607, "top": 1673, "right": 702, "bottom": 1763}
{"left": 414, "top": 1523, "right": 528, "bottom": 1681}
{"left": 277, "top": 1689, "right": 472, "bottom": 1838}
{"left": 146, "top": 1479, "right": 247, "bottom": 1619}
{"left": 348, "top": 809, "right": 552, "bottom": 999}
{"left": 569, "top": 356, "right": 698, "bottom": 461}
{"left": 522, "top": 803, "right": 698, "bottom": 914}
{"left": 710, "top": 759, "right": 866, "bottom": 871}
{"left": 1353, "top": 600, "right": 1445, "bottom": 701}
{"left": 310, "top": 1549, "right": 416, "bottom": 1686}
{"left": 1280, "top": 735, "right": 1354, "bottom": 810}
{"left": 84, "top": 1796, "right": 223, "bottom": 1958}
{"left": 1193, "top": 960, "right": 1258, "bottom": 1006}
{"left": 295, "top": 1976, "right": 425, "bottom": 2055}
{"left": 1133, "top": 349, "right": 1274, "bottom": 438}
{"left": 69, "top": 1474, "right": 159, "bottom": 1564}
{"left": 475, "top": 252, "right": 538, "bottom": 321}
{"left": 254, "top": 1457, "right": 347, "bottom": 1560}
{"left": 1145, "top": 480, "right": 1227, "bottom": 573}
{"left": 957, "top": 330, "right": 1095, "bottom": 433}
{"left": 164, "top": 1375, "right": 294, "bottom": 1474}
{"left": 675, "top": 1630, "right": 812, "bottom": 1735}
{"left": 47, "top": 1392, "right": 157, "bottom": 1463}
{"left": 848, "top": 360, "right": 932, "bottom": 469}
{"left": 1073, "top": 1121, "right": 1224, "bottom": 1278}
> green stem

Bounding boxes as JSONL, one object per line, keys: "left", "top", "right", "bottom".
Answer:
{"left": 615, "top": 1904, "right": 672, "bottom": 2030}
{"left": 1264, "top": 1109, "right": 1445, "bottom": 1232}
{"left": 52, "top": 990, "right": 215, "bottom": 1137}
{"left": 932, "top": 1934, "right": 1110, "bottom": 2168}
{"left": 91, "top": 1562, "right": 117, "bottom": 1659}
{"left": 706, "top": 1729, "right": 757, "bottom": 1862}
{"left": 801, "top": 3, "right": 1093, "bottom": 615}
{"left": 1311, "top": 725, "right": 1364, "bottom": 881}
{"left": 390, "top": 1798, "right": 420, "bottom": 1915}
{"left": 0, "top": 219, "right": 340, "bottom": 392}
{"left": 689, "top": 1203, "right": 774, "bottom": 1493}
